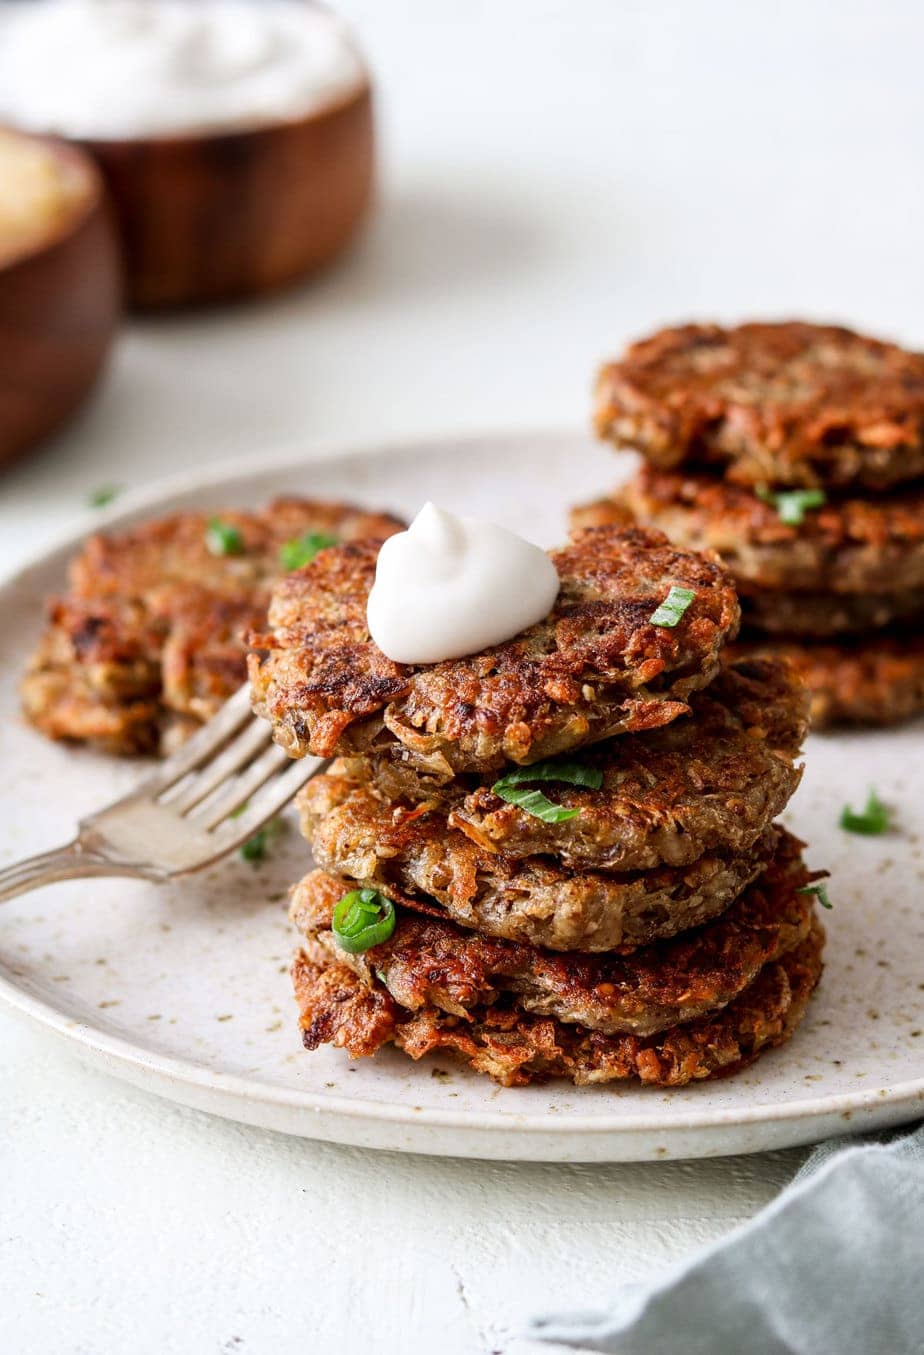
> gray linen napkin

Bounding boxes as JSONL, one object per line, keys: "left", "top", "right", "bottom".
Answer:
{"left": 527, "top": 1123, "right": 924, "bottom": 1355}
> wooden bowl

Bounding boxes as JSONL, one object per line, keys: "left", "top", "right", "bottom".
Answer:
{"left": 0, "top": 130, "right": 121, "bottom": 470}
{"left": 81, "top": 82, "right": 374, "bottom": 310}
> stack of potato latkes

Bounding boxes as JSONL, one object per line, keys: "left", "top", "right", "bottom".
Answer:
{"left": 582, "top": 321, "right": 924, "bottom": 728}
{"left": 250, "top": 523, "right": 826, "bottom": 1089}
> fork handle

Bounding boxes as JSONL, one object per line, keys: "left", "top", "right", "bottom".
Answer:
{"left": 0, "top": 841, "right": 120, "bottom": 903}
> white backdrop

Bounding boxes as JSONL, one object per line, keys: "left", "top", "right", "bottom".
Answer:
{"left": 2, "top": 3, "right": 921, "bottom": 1350}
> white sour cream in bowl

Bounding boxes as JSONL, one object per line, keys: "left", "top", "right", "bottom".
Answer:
{"left": 0, "top": 0, "right": 367, "bottom": 139}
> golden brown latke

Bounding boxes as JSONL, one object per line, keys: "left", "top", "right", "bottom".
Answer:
{"left": 291, "top": 832, "right": 816, "bottom": 1037}
{"left": 572, "top": 472, "right": 924, "bottom": 636}
{"left": 319, "top": 658, "right": 806, "bottom": 872}
{"left": 298, "top": 769, "right": 780, "bottom": 952}
{"left": 730, "top": 633, "right": 924, "bottom": 728}
{"left": 291, "top": 918, "right": 824, "bottom": 1088}
{"left": 580, "top": 466, "right": 924, "bottom": 599}
{"left": 249, "top": 525, "right": 741, "bottom": 775}
{"left": 23, "top": 499, "right": 404, "bottom": 754}
{"left": 595, "top": 322, "right": 924, "bottom": 490}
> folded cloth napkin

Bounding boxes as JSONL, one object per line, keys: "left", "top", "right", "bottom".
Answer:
{"left": 527, "top": 1123, "right": 924, "bottom": 1355}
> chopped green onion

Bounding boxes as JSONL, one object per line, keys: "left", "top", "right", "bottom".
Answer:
{"left": 490, "top": 756, "right": 601, "bottom": 823}
{"left": 88, "top": 485, "right": 119, "bottom": 509}
{"left": 491, "top": 786, "right": 579, "bottom": 823}
{"left": 332, "top": 888, "right": 396, "bottom": 954}
{"left": 206, "top": 518, "right": 245, "bottom": 557}
{"left": 798, "top": 882, "right": 833, "bottom": 910}
{"left": 492, "top": 758, "right": 604, "bottom": 792}
{"left": 239, "top": 817, "right": 285, "bottom": 863}
{"left": 755, "top": 486, "right": 827, "bottom": 526}
{"left": 840, "top": 789, "right": 890, "bottom": 836}
{"left": 649, "top": 585, "right": 696, "bottom": 628}
{"left": 279, "top": 531, "right": 340, "bottom": 571}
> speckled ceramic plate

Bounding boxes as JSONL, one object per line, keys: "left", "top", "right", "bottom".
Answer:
{"left": 0, "top": 431, "right": 922, "bottom": 1161}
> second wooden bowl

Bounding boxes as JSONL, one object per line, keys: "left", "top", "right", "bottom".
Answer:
{"left": 0, "top": 131, "right": 121, "bottom": 469}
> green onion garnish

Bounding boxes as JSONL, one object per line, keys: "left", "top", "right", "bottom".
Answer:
{"left": 491, "top": 758, "right": 601, "bottom": 823}
{"left": 492, "top": 759, "right": 604, "bottom": 791}
{"left": 239, "top": 817, "right": 285, "bottom": 863}
{"left": 332, "top": 888, "right": 396, "bottom": 954}
{"left": 279, "top": 532, "right": 340, "bottom": 571}
{"left": 491, "top": 787, "right": 579, "bottom": 823}
{"left": 798, "top": 882, "right": 833, "bottom": 910}
{"left": 649, "top": 585, "right": 696, "bottom": 628}
{"left": 206, "top": 518, "right": 245, "bottom": 557}
{"left": 88, "top": 485, "right": 119, "bottom": 508}
{"left": 840, "top": 789, "right": 890, "bottom": 836}
{"left": 755, "top": 486, "right": 827, "bottom": 526}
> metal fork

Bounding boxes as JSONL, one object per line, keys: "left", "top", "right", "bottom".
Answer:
{"left": 0, "top": 685, "right": 325, "bottom": 903}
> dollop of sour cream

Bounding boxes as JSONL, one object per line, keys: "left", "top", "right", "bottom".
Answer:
{"left": 367, "top": 503, "right": 560, "bottom": 666}
{"left": 0, "top": 0, "right": 366, "bottom": 140}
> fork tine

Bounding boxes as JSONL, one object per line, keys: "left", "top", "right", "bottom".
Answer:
{"left": 165, "top": 717, "right": 274, "bottom": 814}
{"left": 9, "top": 685, "right": 329, "bottom": 898}
{"left": 211, "top": 755, "right": 326, "bottom": 842}
{"left": 193, "top": 742, "right": 292, "bottom": 830}
{"left": 134, "top": 684, "right": 256, "bottom": 796}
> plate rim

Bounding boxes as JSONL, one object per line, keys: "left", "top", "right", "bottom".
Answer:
{"left": 3, "top": 428, "right": 923, "bottom": 1153}
{"left": 3, "top": 962, "right": 924, "bottom": 1139}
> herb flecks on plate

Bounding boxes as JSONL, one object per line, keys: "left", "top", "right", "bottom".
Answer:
{"left": 491, "top": 756, "right": 603, "bottom": 824}
{"left": 840, "top": 789, "right": 890, "bottom": 836}
{"left": 332, "top": 888, "right": 396, "bottom": 954}
{"left": 240, "top": 817, "right": 286, "bottom": 864}
{"left": 88, "top": 485, "right": 119, "bottom": 509}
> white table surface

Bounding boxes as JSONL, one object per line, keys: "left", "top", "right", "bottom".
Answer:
{"left": 3, "top": 2, "right": 922, "bottom": 1349}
